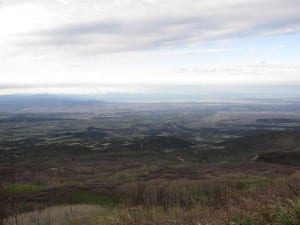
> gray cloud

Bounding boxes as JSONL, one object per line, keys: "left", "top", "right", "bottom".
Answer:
{"left": 15, "top": 0, "right": 300, "bottom": 54}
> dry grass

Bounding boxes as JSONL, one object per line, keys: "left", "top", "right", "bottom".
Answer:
{"left": 80, "top": 172, "right": 300, "bottom": 225}
{"left": 5, "top": 205, "right": 102, "bottom": 225}
{"left": 1, "top": 167, "right": 300, "bottom": 225}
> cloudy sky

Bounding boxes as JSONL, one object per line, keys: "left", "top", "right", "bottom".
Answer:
{"left": 1, "top": 0, "right": 300, "bottom": 98}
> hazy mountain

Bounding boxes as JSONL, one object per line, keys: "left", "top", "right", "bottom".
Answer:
{"left": 0, "top": 94, "right": 104, "bottom": 112}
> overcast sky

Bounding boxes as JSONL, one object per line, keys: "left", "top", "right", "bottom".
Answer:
{"left": 1, "top": 0, "right": 300, "bottom": 98}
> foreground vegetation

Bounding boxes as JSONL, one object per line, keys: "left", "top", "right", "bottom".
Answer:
{"left": 1, "top": 172, "right": 300, "bottom": 225}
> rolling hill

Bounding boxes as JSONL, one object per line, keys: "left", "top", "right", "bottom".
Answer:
{"left": 222, "top": 131, "right": 300, "bottom": 165}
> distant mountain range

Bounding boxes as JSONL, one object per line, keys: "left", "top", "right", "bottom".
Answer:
{"left": 1, "top": 93, "right": 300, "bottom": 113}
{"left": 0, "top": 94, "right": 104, "bottom": 112}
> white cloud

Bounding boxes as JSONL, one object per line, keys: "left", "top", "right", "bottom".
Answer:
{"left": 0, "top": 0, "right": 300, "bottom": 95}
{"left": 1, "top": 0, "right": 299, "bottom": 53}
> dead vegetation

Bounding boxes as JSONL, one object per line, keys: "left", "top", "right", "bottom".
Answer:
{"left": 79, "top": 172, "right": 300, "bottom": 225}
{"left": 2, "top": 172, "right": 300, "bottom": 225}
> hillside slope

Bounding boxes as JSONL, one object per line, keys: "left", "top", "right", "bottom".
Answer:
{"left": 223, "top": 131, "right": 300, "bottom": 153}
{"left": 256, "top": 151, "right": 300, "bottom": 165}
{"left": 222, "top": 131, "right": 300, "bottom": 164}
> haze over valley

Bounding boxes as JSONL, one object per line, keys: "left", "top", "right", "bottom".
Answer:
{"left": 1, "top": 1, "right": 300, "bottom": 225}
